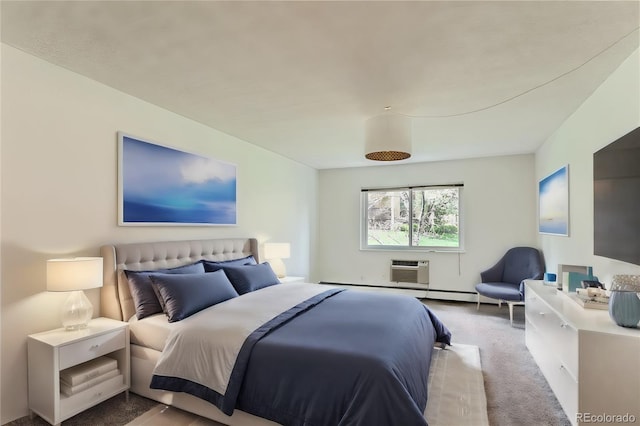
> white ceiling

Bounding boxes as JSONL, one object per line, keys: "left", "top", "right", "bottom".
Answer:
{"left": 2, "top": 1, "right": 639, "bottom": 169}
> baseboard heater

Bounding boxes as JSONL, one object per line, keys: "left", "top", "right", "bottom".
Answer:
{"left": 319, "top": 281, "right": 429, "bottom": 292}
{"left": 319, "top": 282, "right": 477, "bottom": 302}
{"left": 424, "top": 289, "right": 477, "bottom": 303}
{"left": 426, "top": 289, "right": 476, "bottom": 295}
{"left": 319, "top": 282, "right": 475, "bottom": 295}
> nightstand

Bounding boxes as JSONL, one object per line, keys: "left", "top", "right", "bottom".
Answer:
{"left": 28, "top": 317, "right": 130, "bottom": 425}
{"left": 279, "top": 276, "right": 305, "bottom": 283}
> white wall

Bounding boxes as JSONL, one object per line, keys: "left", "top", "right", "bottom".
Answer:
{"left": 0, "top": 44, "right": 318, "bottom": 423}
{"left": 317, "top": 154, "right": 537, "bottom": 298}
{"left": 536, "top": 48, "right": 640, "bottom": 283}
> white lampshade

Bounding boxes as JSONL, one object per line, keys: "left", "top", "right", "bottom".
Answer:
{"left": 263, "top": 243, "right": 290, "bottom": 279}
{"left": 46, "top": 257, "right": 103, "bottom": 330}
{"left": 364, "top": 114, "right": 412, "bottom": 161}
{"left": 263, "top": 243, "right": 291, "bottom": 260}
{"left": 47, "top": 257, "right": 103, "bottom": 291}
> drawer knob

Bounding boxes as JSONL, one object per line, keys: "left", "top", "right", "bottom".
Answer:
{"left": 560, "top": 323, "right": 568, "bottom": 328}
{"left": 539, "top": 312, "right": 546, "bottom": 316}
{"left": 90, "top": 344, "right": 100, "bottom": 350}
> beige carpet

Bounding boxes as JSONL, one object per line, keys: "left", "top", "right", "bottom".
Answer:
{"left": 426, "top": 343, "right": 489, "bottom": 426}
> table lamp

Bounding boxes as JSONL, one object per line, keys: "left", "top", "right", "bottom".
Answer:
{"left": 263, "top": 243, "right": 290, "bottom": 278}
{"left": 46, "top": 257, "right": 103, "bottom": 330}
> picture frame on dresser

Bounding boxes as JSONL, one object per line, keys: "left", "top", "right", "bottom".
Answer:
{"left": 118, "top": 132, "right": 237, "bottom": 226}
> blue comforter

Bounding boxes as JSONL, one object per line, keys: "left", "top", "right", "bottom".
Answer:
{"left": 152, "top": 288, "right": 451, "bottom": 426}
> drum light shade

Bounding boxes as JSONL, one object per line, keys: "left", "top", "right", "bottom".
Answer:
{"left": 365, "top": 114, "right": 412, "bottom": 161}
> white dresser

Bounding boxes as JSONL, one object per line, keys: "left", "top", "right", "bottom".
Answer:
{"left": 525, "top": 280, "right": 640, "bottom": 426}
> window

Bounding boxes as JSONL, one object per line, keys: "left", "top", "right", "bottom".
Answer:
{"left": 361, "top": 185, "right": 463, "bottom": 251}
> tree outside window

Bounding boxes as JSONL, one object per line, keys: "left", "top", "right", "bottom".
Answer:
{"left": 362, "top": 186, "right": 461, "bottom": 250}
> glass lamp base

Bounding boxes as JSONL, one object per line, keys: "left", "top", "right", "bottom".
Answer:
{"left": 61, "top": 290, "right": 93, "bottom": 331}
{"left": 269, "top": 258, "right": 287, "bottom": 279}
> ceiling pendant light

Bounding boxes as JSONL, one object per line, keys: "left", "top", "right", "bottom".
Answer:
{"left": 364, "top": 109, "right": 412, "bottom": 161}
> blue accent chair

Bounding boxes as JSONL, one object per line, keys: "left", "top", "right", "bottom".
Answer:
{"left": 475, "top": 247, "right": 545, "bottom": 326}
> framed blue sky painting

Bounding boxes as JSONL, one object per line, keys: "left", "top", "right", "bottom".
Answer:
{"left": 538, "top": 165, "right": 569, "bottom": 236}
{"left": 118, "top": 133, "right": 237, "bottom": 226}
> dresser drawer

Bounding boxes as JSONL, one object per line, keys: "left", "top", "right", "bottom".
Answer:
{"left": 59, "top": 374, "right": 124, "bottom": 416}
{"left": 526, "top": 293, "right": 557, "bottom": 338}
{"left": 551, "top": 319, "right": 578, "bottom": 381}
{"left": 527, "top": 290, "right": 579, "bottom": 381}
{"left": 549, "top": 358, "right": 579, "bottom": 422}
{"left": 526, "top": 320, "right": 578, "bottom": 422}
{"left": 59, "top": 329, "right": 126, "bottom": 370}
{"left": 525, "top": 292, "right": 549, "bottom": 330}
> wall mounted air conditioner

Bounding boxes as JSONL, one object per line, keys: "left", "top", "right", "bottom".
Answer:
{"left": 390, "top": 260, "right": 429, "bottom": 285}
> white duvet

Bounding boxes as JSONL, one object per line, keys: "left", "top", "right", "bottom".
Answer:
{"left": 152, "top": 283, "right": 330, "bottom": 395}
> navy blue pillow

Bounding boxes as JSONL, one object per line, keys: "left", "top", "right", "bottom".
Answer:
{"left": 150, "top": 270, "right": 239, "bottom": 322}
{"left": 222, "top": 262, "right": 280, "bottom": 295}
{"left": 202, "top": 255, "right": 257, "bottom": 272}
{"left": 125, "top": 262, "right": 205, "bottom": 320}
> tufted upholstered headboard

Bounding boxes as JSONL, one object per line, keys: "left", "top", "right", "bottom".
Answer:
{"left": 100, "top": 238, "right": 259, "bottom": 321}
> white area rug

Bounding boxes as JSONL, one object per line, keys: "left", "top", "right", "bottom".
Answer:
{"left": 425, "top": 343, "right": 489, "bottom": 426}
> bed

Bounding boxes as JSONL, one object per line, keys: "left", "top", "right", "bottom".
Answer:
{"left": 100, "top": 238, "right": 451, "bottom": 426}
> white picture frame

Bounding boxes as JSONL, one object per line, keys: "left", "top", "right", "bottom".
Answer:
{"left": 538, "top": 164, "right": 569, "bottom": 236}
{"left": 118, "top": 132, "right": 237, "bottom": 226}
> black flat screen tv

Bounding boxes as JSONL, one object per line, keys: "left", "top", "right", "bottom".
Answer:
{"left": 593, "top": 126, "right": 640, "bottom": 266}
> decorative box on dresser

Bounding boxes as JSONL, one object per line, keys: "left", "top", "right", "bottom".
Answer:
{"left": 525, "top": 280, "right": 640, "bottom": 426}
{"left": 27, "top": 317, "right": 130, "bottom": 426}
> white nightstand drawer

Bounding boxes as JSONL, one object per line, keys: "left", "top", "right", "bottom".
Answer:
{"left": 59, "top": 374, "right": 124, "bottom": 416}
{"left": 59, "top": 329, "right": 126, "bottom": 370}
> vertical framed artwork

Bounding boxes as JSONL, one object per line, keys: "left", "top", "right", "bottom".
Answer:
{"left": 538, "top": 164, "right": 569, "bottom": 236}
{"left": 118, "top": 132, "right": 237, "bottom": 226}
